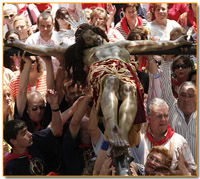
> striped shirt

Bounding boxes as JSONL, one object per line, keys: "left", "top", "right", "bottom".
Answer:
{"left": 9, "top": 71, "right": 47, "bottom": 99}
{"left": 160, "top": 61, "right": 197, "bottom": 162}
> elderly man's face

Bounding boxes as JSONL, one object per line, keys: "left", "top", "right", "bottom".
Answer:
{"left": 27, "top": 96, "right": 45, "bottom": 122}
{"left": 80, "top": 116, "right": 91, "bottom": 145}
{"left": 177, "top": 85, "right": 196, "bottom": 116}
{"left": 149, "top": 105, "right": 169, "bottom": 136}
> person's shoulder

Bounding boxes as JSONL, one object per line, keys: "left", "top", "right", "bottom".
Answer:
{"left": 167, "top": 19, "right": 181, "bottom": 27}
{"left": 25, "top": 31, "right": 40, "bottom": 43}
{"left": 173, "top": 132, "right": 187, "bottom": 142}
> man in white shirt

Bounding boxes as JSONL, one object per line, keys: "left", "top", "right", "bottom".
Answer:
{"left": 25, "top": 11, "right": 62, "bottom": 74}
{"left": 129, "top": 98, "right": 196, "bottom": 173}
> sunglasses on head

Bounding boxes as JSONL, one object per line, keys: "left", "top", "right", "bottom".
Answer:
{"left": 4, "top": 14, "right": 15, "bottom": 19}
{"left": 174, "top": 64, "right": 189, "bottom": 69}
{"left": 31, "top": 105, "right": 45, "bottom": 111}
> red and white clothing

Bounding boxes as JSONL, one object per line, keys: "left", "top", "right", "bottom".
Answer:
{"left": 107, "top": 27, "right": 125, "bottom": 42}
{"left": 4, "top": 67, "right": 14, "bottom": 86}
{"left": 9, "top": 71, "right": 47, "bottom": 99}
{"left": 129, "top": 125, "right": 196, "bottom": 170}
{"left": 160, "top": 61, "right": 197, "bottom": 162}
{"left": 17, "top": 4, "right": 40, "bottom": 26}
{"left": 115, "top": 16, "right": 143, "bottom": 39}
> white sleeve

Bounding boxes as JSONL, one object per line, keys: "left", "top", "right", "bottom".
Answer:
{"left": 128, "top": 133, "right": 145, "bottom": 165}
{"left": 92, "top": 132, "right": 104, "bottom": 156}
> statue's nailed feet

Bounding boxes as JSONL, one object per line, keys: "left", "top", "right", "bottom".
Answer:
{"left": 107, "top": 125, "right": 129, "bottom": 148}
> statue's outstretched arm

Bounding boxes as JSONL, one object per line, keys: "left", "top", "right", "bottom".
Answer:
{"left": 125, "top": 35, "right": 194, "bottom": 55}
{"left": 4, "top": 37, "right": 68, "bottom": 58}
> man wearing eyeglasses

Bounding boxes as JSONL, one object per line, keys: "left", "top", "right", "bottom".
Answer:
{"left": 13, "top": 52, "right": 55, "bottom": 133}
{"left": 4, "top": 88, "right": 63, "bottom": 175}
{"left": 129, "top": 98, "right": 196, "bottom": 174}
{"left": 159, "top": 55, "right": 197, "bottom": 164}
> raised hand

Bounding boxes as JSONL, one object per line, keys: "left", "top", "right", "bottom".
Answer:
{"left": 46, "top": 89, "right": 59, "bottom": 109}
{"left": 107, "top": 4, "right": 116, "bottom": 16}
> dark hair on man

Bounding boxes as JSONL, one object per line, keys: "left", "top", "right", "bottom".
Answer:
{"left": 122, "top": 3, "right": 139, "bottom": 12}
{"left": 37, "top": 10, "right": 53, "bottom": 25}
{"left": 64, "top": 23, "right": 109, "bottom": 87}
{"left": 4, "top": 119, "right": 27, "bottom": 147}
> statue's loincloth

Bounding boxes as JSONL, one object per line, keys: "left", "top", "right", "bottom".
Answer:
{"left": 88, "top": 59, "right": 146, "bottom": 125}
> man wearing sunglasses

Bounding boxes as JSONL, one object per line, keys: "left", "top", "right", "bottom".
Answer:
{"left": 14, "top": 51, "right": 55, "bottom": 133}
{"left": 4, "top": 88, "right": 63, "bottom": 175}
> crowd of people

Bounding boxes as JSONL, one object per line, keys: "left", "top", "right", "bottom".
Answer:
{"left": 3, "top": 2, "right": 197, "bottom": 176}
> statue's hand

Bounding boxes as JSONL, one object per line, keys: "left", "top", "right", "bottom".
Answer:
{"left": 4, "top": 37, "right": 22, "bottom": 47}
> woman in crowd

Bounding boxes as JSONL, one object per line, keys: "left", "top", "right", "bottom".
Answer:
{"left": 115, "top": 3, "right": 143, "bottom": 39}
{"left": 3, "top": 85, "right": 14, "bottom": 123}
{"left": 90, "top": 7, "right": 124, "bottom": 42}
{"left": 54, "top": 7, "right": 75, "bottom": 45}
{"left": 9, "top": 55, "right": 47, "bottom": 99}
{"left": 4, "top": 30, "right": 20, "bottom": 70}
{"left": 3, "top": 4, "right": 18, "bottom": 37}
{"left": 145, "top": 3, "right": 181, "bottom": 40}
{"left": 13, "top": 15, "right": 33, "bottom": 42}
{"left": 171, "top": 55, "right": 194, "bottom": 98}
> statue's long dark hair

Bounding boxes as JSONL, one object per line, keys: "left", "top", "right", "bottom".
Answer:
{"left": 64, "top": 23, "right": 109, "bottom": 87}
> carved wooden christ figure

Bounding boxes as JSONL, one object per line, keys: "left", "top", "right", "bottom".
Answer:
{"left": 5, "top": 23, "right": 194, "bottom": 174}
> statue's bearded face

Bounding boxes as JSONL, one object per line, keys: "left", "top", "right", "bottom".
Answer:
{"left": 82, "top": 29, "right": 103, "bottom": 47}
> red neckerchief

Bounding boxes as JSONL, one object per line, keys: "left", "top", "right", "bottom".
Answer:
{"left": 120, "top": 17, "right": 130, "bottom": 35}
{"left": 32, "top": 121, "right": 41, "bottom": 131}
{"left": 187, "top": 9, "right": 197, "bottom": 32}
{"left": 172, "top": 77, "right": 182, "bottom": 86}
{"left": 172, "top": 77, "right": 182, "bottom": 98}
{"left": 47, "top": 172, "right": 59, "bottom": 175}
{"left": 4, "top": 150, "right": 32, "bottom": 167}
{"left": 120, "top": 16, "right": 143, "bottom": 35}
{"left": 78, "top": 144, "right": 92, "bottom": 149}
{"left": 146, "top": 124, "right": 175, "bottom": 146}
{"left": 17, "top": 4, "right": 28, "bottom": 14}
